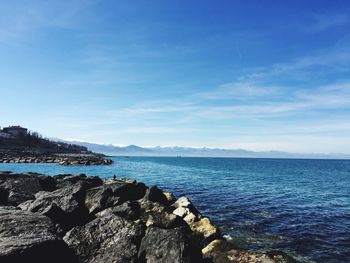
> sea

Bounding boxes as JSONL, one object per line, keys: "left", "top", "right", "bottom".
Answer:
{"left": 1, "top": 157, "right": 349, "bottom": 263}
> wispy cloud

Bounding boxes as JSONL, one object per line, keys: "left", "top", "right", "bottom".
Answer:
{"left": 307, "top": 13, "right": 348, "bottom": 32}
{"left": 0, "top": 1, "right": 95, "bottom": 44}
{"left": 93, "top": 79, "right": 349, "bottom": 124}
{"left": 49, "top": 36, "right": 350, "bottom": 130}
{"left": 199, "top": 81, "right": 281, "bottom": 100}
{"left": 239, "top": 40, "right": 350, "bottom": 84}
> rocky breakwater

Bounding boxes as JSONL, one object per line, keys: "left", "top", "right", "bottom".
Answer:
{"left": 0, "top": 153, "right": 113, "bottom": 165}
{"left": 0, "top": 171, "right": 297, "bottom": 263}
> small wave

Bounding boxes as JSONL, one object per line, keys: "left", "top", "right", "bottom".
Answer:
{"left": 223, "top": 234, "right": 233, "bottom": 241}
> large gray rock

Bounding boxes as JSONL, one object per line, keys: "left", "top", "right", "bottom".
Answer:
{"left": 202, "top": 239, "right": 297, "bottom": 263}
{"left": 0, "top": 207, "right": 76, "bottom": 263}
{"left": 172, "top": 197, "right": 219, "bottom": 246}
{"left": 34, "top": 173, "right": 57, "bottom": 191}
{"left": 104, "top": 180, "right": 147, "bottom": 202}
{"left": 143, "top": 186, "right": 169, "bottom": 205}
{"left": 0, "top": 173, "right": 44, "bottom": 205}
{"left": 54, "top": 174, "right": 102, "bottom": 189}
{"left": 84, "top": 180, "right": 146, "bottom": 215}
{"left": 139, "top": 198, "right": 186, "bottom": 228}
{"left": 0, "top": 188, "right": 8, "bottom": 205}
{"left": 19, "top": 182, "right": 88, "bottom": 230}
{"left": 84, "top": 185, "right": 115, "bottom": 214}
{"left": 138, "top": 226, "right": 202, "bottom": 263}
{"left": 64, "top": 214, "right": 145, "bottom": 263}
{"left": 96, "top": 200, "right": 141, "bottom": 221}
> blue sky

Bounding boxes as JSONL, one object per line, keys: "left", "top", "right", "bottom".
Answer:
{"left": 1, "top": 0, "right": 350, "bottom": 153}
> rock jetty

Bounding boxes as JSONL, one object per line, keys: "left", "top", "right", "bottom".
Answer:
{"left": 0, "top": 153, "right": 112, "bottom": 165}
{"left": 0, "top": 172, "right": 297, "bottom": 263}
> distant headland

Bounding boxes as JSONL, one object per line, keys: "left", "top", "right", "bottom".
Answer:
{"left": 0, "top": 126, "right": 112, "bottom": 165}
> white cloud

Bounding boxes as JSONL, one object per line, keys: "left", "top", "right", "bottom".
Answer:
{"left": 238, "top": 38, "right": 350, "bottom": 84}
{"left": 0, "top": 1, "right": 95, "bottom": 43}
{"left": 307, "top": 13, "right": 348, "bottom": 32}
{"left": 199, "top": 81, "right": 281, "bottom": 100}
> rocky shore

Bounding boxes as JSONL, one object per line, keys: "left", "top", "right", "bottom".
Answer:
{"left": 0, "top": 172, "right": 296, "bottom": 263}
{"left": 0, "top": 152, "right": 113, "bottom": 165}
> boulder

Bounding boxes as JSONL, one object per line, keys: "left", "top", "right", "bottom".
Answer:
{"left": 84, "top": 185, "right": 114, "bottom": 214}
{"left": 174, "top": 196, "right": 192, "bottom": 208}
{"left": 64, "top": 214, "right": 144, "bottom": 263}
{"left": 0, "top": 188, "right": 8, "bottom": 205}
{"left": 190, "top": 217, "right": 221, "bottom": 245}
{"left": 96, "top": 200, "right": 141, "bottom": 221}
{"left": 173, "top": 206, "right": 189, "bottom": 217}
{"left": 106, "top": 181, "right": 147, "bottom": 202}
{"left": 202, "top": 239, "right": 296, "bottom": 263}
{"left": 143, "top": 186, "right": 169, "bottom": 205}
{"left": 138, "top": 226, "right": 202, "bottom": 263}
{"left": 0, "top": 173, "right": 44, "bottom": 205}
{"left": 54, "top": 174, "right": 102, "bottom": 190}
{"left": 172, "top": 197, "right": 201, "bottom": 225}
{"left": 35, "top": 174, "right": 57, "bottom": 191}
{"left": 173, "top": 196, "right": 201, "bottom": 217}
{"left": 105, "top": 178, "right": 137, "bottom": 184}
{"left": 19, "top": 183, "right": 88, "bottom": 230}
{"left": 163, "top": 191, "right": 177, "bottom": 204}
{"left": 0, "top": 207, "right": 76, "bottom": 263}
{"left": 184, "top": 212, "right": 197, "bottom": 224}
{"left": 139, "top": 198, "right": 185, "bottom": 228}
{"left": 84, "top": 180, "right": 147, "bottom": 215}
{"left": 171, "top": 196, "right": 220, "bottom": 245}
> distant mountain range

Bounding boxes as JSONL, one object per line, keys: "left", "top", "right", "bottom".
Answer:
{"left": 61, "top": 140, "right": 350, "bottom": 159}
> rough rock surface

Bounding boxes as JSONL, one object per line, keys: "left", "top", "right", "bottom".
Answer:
{"left": 139, "top": 198, "right": 185, "bottom": 228}
{"left": 0, "top": 206, "right": 75, "bottom": 263}
{"left": 138, "top": 226, "right": 202, "bottom": 263}
{"left": 202, "top": 239, "right": 298, "bottom": 263}
{"left": 171, "top": 196, "right": 220, "bottom": 246}
{"left": 0, "top": 172, "right": 298, "bottom": 263}
{"left": 0, "top": 173, "right": 49, "bottom": 205}
{"left": 84, "top": 185, "right": 114, "bottom": 214}
{"left": 143, "top": 185, "right": 169, "bottom": 205}
{"left": 19, "top": 182, "right": 89, "bottom": 230}
{"left": 190, "top": 217, "right": 221, "bottom": 244}
{"left": 64, "top": 214, "right": 144, "bottom": 263}
{"left": 54, "top": 174, "right": 102, "bottom": 189}
{"left": 97, "top": 200, "right": 141, "bottom": 221}
{"left": 163, "top": 191, "right": 177, "bottom": 204}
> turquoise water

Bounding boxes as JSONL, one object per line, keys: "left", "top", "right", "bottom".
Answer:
{"left": 1, "top": 157, "right": 350, "bottom": 262}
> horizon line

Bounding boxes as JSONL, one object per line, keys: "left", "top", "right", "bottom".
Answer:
{"left": 61, "top": 138, "right": 350, "bottom": 156}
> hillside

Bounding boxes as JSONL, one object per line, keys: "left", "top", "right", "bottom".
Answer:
{"left": 0, "top": 126, "right": 89, "bottom": 155}
{"left": 0, "top": 126, "right": 111, "bottom": 165}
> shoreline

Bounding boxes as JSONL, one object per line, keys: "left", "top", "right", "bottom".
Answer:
{"left": 0, "top": 171, "right": 297, "bottom": 263}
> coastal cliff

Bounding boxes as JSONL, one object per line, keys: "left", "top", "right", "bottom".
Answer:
{"left": 0, "top": 172, "right": 296, "bottom": 263}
